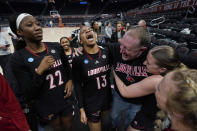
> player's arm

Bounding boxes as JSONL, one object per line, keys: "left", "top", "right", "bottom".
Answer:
{"left": 73, "top": 41, "right": 120, "bottom": 60}
{"left": 113, "top": 71, "right": 163, "bottom": 98}
{"left": 72, "top": 57, "right": 83, "bottom": 108}
{"left": 101, "top": 42, "right": 120, "bottom": 65}
{"left": 58, "top": 44, "right": 72, "bottom": 80}
{"left": 72, "top": 57, "right": 87, "bottom": 124}
{"left": 10, "top": 53, "right": 48, "bottom": 101}
{"left": 58, "top": 44, "right": 73, "bottom": 98}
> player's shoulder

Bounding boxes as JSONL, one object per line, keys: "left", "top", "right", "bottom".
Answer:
{"left": 72, "top": 53, "right": 84, "bottom": 62}
{"left": 44, "top": 42, "right": 65, "bottom": 55}
{"left": 72, "top": 52, "right": 86, "bottom": 66}
{"left": 146, "top": 75, "right": 163, "bottom": 84}
{"left": 44, "top": 42, "right": 60, "bottom": 49}
{"left": 12, "top": 48, "right": 27, "bottom": 58}
{"left": 10, "top": 49, "right": 27, "bottom": 66}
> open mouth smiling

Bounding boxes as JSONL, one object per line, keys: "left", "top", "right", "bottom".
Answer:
{"left": 86, "top": 34, "right": 94, "bottom": 41}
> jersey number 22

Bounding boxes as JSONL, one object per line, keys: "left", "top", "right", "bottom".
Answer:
{"left": 46, "top": 70, "right": 64, "bottom": 89}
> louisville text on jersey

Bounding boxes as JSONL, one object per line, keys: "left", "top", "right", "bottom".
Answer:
{"left": 49, "top": 59, "right": 62, "bottom": 69}
{"left": 88, "top": 64, "right": 110, "bottom": 76}
{"left": 115, "top": 62, "right": 148, "bottom": 77}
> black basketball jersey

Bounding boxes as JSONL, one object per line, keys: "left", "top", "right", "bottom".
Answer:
{"left": 72, "top": 46, "right": 112, "bottom": 113}
{"left": 10, "top": 42, "right": 72, "bottom": 117}
{"left": 107, "top": 43, "right": 151, "bottom": 104}
{"left": 65, "top": 48, "right": 73, "bottom": 68}
{"left": 139, "top": 93, "right": 158, "bottom": 121}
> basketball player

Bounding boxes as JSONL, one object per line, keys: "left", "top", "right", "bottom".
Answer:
{"left": 74, "top": 26, "right": 151, "bottom": 130}
{"left": 72, "top": 25, "right": 112, "bottom": 131}
{"left": 8, "top": 13, "right": 73, "bottom": 131}
{"left": 60, "top": 37, "right": 73, "bottom": 67}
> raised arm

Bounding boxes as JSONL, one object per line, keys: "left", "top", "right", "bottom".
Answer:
{"left": 113, "top": 71, "right": 163, "bottom": 98}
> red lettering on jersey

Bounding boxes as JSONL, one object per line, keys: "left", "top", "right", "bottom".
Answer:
{"left": 115, "top": 63, "right": 121, "bottom": 71}
{"left": 121, "top": 64, "right": 126, "bottom": 73}
{"left": 115, "top": 63, "right": 148, "bottom": 77}
{"left": 141, "top": 66, "right": 148, "bottom": 76}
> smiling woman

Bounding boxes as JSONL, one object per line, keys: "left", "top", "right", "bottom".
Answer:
{"left": 72, "top": 25, "right": 113, "bottom": 131}
{"left": 7, "top": 13, "right": 74, "bottom": 131}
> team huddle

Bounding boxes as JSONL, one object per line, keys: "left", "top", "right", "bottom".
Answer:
{"left": 0, "top": 13, "right": 197, "bottom": 131}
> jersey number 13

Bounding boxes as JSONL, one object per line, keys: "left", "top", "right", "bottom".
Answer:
{"left": 96, "top": 75, "right": 107, "bottom": 90}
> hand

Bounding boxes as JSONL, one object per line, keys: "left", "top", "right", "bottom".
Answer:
{"left": 64, "top": 80, "right": 72, "bottom": 99}
{"left": 73, "top": 47, "right": 83, "bottom": 57}
{"left": 80, "top": 108, "right": 87, "bottom": 125}
{"left": 36, "top": 56, "right": 55, "bottom": 75}
{"left": 0, "top": 45, "right": 6, "bottom": 49}
{"left": 118, "top": 38, "right": 121, "bottom": 43}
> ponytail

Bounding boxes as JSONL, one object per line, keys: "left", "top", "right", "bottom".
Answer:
{"left": 154, "top": 110, "right": 170, "bottom": 131}
{"left": 13, "top": 39, "right": 26, "bottom": 51}
{"left": 177, "top": 63, "right": 186, "bottom": 69}
{"left": 9, "top": 13, "right": 26, "bottom": 50}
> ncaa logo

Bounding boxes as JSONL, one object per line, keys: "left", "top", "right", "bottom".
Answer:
{"left": 28, "top": 57, "right": 34, "bottom": 63}
{"left": 84, "top": 59, "right": 89, "bottom": 64}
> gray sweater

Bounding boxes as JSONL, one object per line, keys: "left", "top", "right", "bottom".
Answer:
{"left": 0, "top": 33, "right": 11, "bottom": 55}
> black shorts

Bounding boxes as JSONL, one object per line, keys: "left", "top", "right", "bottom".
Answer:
{"left": 86, "top": 110, "right": 102, "bottom": 123}
{"left": 86, "top": 104, "right": 110, "bottom": 123}
{"left": 41, "top": 99, "right": 74, "bottom": 122}
{"left": 130, "top": 111, "right": 155, "bottom": 131}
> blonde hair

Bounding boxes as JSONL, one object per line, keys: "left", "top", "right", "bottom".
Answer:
{"left": 154, "top": 68, "right": 197, "bottom": 131}
{"left": 167, "top": 69, "right": 197, "bottom": 130}
{"left": 154, "top": 111, "right": 169, "bottom": 131}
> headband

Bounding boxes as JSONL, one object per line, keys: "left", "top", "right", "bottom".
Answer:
{"left": 16, "top": 13, "right": 32, "bottom": 29}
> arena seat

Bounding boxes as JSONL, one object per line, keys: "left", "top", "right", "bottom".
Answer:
{"left": 151, "top": 36, "right": 157, "bottom": 44}
{"left": 182, "top": 49, "right": 197, "bottom": 69}
{"left": 186, "top": 33, "right": 196, "bottom": 42}
{"left": 176, "top": 46, "right": 190, "bottom": 57}
{"left": 169, "top": 42, "right": 179, "bottom": 49}
{"left": 159, "top": 39, "right": 170, "bottom": 46}
{"left": 150, "top": 43, "right": 157, "bottom": 48}
{"left": 191, "top": 24, "right": 197, "bottom": 35}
